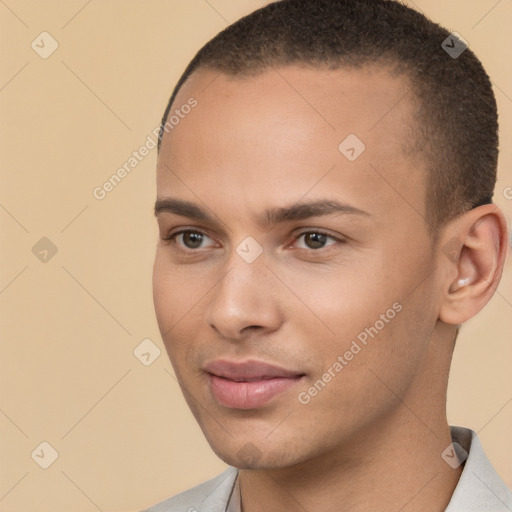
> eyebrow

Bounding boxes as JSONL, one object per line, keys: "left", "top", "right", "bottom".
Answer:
{"left": 154, "top": 197, "right": 371, "bottom": 227}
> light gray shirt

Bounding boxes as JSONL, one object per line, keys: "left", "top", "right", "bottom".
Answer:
{"left": 143, "top": 427, "right": 512, "bottom": 511}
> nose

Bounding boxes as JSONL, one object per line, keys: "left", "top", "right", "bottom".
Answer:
{"left": 205, "top": 252, "right": 283, "bottom": 341}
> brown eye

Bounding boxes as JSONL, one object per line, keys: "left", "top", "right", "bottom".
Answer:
{"left": 182, "top": 231, "right": 204, "bottom": 248}
{"left": 295, "top": 231, "right": 338, "bottom": 250}
{"left": 170, "top": 230, "right": 215, "bottom": 250}
{"left": 305, "top": 233, "right": 327, "bottom": 249}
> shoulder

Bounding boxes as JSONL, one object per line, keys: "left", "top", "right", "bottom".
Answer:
{"left": 141, "top": 467, "right": 238, "bottom": 512}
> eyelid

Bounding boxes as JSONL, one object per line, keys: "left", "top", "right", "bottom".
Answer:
{"left": 162, "top": 227, "right": 218, "bottom": 249}
{"left": 290, "top": 229, "right": 345, "bottom": 247}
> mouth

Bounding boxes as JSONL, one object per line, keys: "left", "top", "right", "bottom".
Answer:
{"left": 204, "top": 359, "right": 306, "bottom": 410}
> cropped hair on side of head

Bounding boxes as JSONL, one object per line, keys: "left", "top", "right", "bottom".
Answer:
{"left": 158, "top": 0, "right": 499, "bottom": 240}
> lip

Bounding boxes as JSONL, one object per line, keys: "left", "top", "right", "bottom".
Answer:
{"left": 204, "top": 359, "right": 305, "bottom": 409}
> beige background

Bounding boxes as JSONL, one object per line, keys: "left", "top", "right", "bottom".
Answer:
{"left": 0, "top": 1, "right": 511, "bottom": 511}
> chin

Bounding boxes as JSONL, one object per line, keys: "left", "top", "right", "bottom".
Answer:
{"left": 217, "top": 450, "right": 290, "bottom": 470}
{"left": 206, "top": 435, "right": 304, "bottom": 470}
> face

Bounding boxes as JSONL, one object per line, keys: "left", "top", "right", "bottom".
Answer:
{"left": 153, "top": 65, "right": 443, "bottom": 469}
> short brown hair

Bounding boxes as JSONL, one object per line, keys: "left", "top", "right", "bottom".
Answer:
{"left": 158, "top": 0, "right": 498, "bottom": 238}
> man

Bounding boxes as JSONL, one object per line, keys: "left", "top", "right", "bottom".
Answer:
{"left": 145, "top": 0, "right": 511, "bottom": 510}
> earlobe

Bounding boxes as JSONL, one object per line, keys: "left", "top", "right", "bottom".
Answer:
{"left": 438, "top": 204, "right": 508, "bottom": 325}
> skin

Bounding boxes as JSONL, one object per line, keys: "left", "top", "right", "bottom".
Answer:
{"left": 152, "top": 65, "right": 508, "bottom": 512}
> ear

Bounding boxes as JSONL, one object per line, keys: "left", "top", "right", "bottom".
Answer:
{"left": 438, "top": 204, "right": 509, "bottom": 325}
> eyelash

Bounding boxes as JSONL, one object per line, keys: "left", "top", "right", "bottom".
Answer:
{"left": 162, "top": 229, "right": 344, "bottom": 252}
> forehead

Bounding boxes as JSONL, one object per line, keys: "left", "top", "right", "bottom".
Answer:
{"left": 157, "top": 65, "right": 426, "bottom": 228}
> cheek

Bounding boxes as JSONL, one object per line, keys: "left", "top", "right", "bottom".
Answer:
{"left": 278, "top": 258, "right": 398, "bottom": 342}
{"left": 152, "top": 256, "right": 175, "bottom": 331}
{"left": 283, "top": 256, "right": 431, "bottom": 390}
{"left": 153, "top": 253, "right": 203, "bottom": 331}
{"left": 292, "top": 302, "right": 427, "bottom": 438}
{"left": 152, "top": 254, "right": 212, "bottom": 370}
